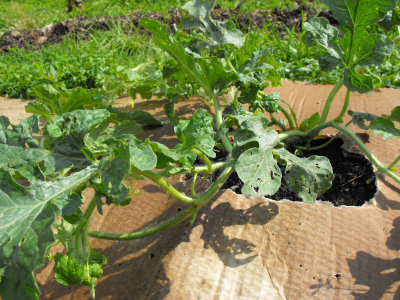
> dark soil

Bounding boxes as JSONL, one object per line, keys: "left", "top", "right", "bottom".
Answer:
{"left": 0, "top": 6, "right": 336, "bottom": 54}
{"left": 188, "top": 138, "right": 377, "bottom": 207}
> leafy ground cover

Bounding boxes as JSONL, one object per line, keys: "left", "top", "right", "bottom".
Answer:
{"left": 1, "top": 1, "right": 399, "bottom": 99}
{"left": 0, "top": 0, "right": 400, "bottom": 299}
{"left": 0, "top": 27, "right": 159, "bottom": 99}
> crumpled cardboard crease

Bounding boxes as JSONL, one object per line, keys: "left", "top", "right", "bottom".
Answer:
{"left": 2, "top": 80, "right": 400, "bottom": 299}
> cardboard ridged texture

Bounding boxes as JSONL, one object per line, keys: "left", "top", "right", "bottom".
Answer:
{"left": 2, "top": 80, "right": 399, "bottom": 299}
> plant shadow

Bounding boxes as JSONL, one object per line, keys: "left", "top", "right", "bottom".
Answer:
{"left": 346, "top": 216, "right": 400, "bottom": 299}
{"left": 200, "top": 200, "right": 279, "bottom": 268}
{"left": 38, "top": 188, "right": 279, "bottom": 299}
{"left": 375, "top": 174, "right": 400, "bottom": 210}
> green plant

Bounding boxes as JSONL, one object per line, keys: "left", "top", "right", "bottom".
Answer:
{"left": 0, "top": 27, "right": 158, "bottom": 99}
{"left": 1, "top": 0, "right": 400, "bottom": 299}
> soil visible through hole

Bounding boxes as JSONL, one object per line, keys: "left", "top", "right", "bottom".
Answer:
{"left": 187, "top": 138, "right": 377, "bottom": 207}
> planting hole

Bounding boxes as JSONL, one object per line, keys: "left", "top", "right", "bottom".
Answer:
{"left": 333, "top": 273, "right": 341, "bottom": 280}
{"left": 188, "top": 138, "right": 377, "bottom": 207}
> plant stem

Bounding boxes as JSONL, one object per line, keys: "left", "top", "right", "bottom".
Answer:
{"left": 212, "top": 94, "right": 233, "bottom": 153}
{"left": 75, "top": 198, "right": 97, "bottom": 262}
{"left": 278, "top": 130, "right": 305, "bottom": 140}
{"left": 270, "top": 113, "right": 287, "bottom": 132}
{"left": 191, "top": 172, "right": 199, "bottom": 198}
{"left": 305, "top": 120, "right": 334, "bottom": 140}
{"left": 388, "top": 153, "right": 400, "bottom": 170}
{"left": 131, "top": 169, "right": 194, "bottom": 204}
{"left": 333, "top": 89, "right": 351, "bottom": 123}
{"left": 319, "top": 78, "right": 344, "bottom": 125}
{"left": 331, "top": 123, "right": 400, "bottom": 184}
{"left": 47, "top": 240, "right": 61, "bottom": 249}
{"left": 88, "top": 160, "right": 236, "bottom": 241}
{"left": 295, "top": 134, "right": 338, "bottom": 151}
{"left": 88, "top": 207, "right": 197, "bottom": 241}
{"left": 258, "top": 90, "right": 295, "bottom": 130}
{"left": 131, "top": 158, "right": 235, "bottom": 206}
{"left": 294, "top": 120, "right": 352, "bottom": 151}
{"left": 229, "top": 86, "right": 235, "bottom": 102}
{"left": 225, "top": 57, "right": 238, "bottom": 75}
{"left": 192, "top": 148, "right": 212, "bottom": 174}
{"left": 278, "top": 102, "right": 294, "bottom": 130}
{"left": 155, "top": 162, "right": 227, "bottom": 176}
{"left": 233, "top": 88, "right": 240, "bottom": 103}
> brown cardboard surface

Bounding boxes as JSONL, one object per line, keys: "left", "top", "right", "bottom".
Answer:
{"left": 3, "top": 80, "right": 400, "bottom": 299}
{"left": 0, "top": 98, "right": 33, "bottom": 124}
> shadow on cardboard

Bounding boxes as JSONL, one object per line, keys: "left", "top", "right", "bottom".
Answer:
{"left": 347, "top": 216, "right": 400, "bottom": 299}
{"left": 39, "top": 191, "right": 279, "bottom": 299}
{"left": 308, "top": 217, "right": 400, "bottom": 298}
{"left": 375, "top": 174, "right": 400, "bottom": 210}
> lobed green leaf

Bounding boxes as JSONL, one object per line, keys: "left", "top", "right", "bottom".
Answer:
{"left": 181, "top": 0, "right": 245, "bottom": 48}
{"left": 304, "top": 0, "right": 397, "bottom": 93}
{"left": 352, "top": 108, "right": 400, "bottom": 140}
{"left": 273, "top": 148, "right": 334, "bottom": 203}
{"left": 0, "top": 166, "right": 98, "bottom": 300}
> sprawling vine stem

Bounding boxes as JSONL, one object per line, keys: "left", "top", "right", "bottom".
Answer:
{"left": 129, "top": 158, "right": 235, "bottom": 206}
{"left": 258, "top": 90, "right": 295, "bottom": 130}
{"left": 331, "top": 123, "right": 400, "bottom": 184}
{"left": 294, "top": 120, "right": 352, "bottom": 151}
{"left": 277, "top": 120, "right": 334, "bottom": 142}
{"left": 191, "top": 172, "right": 199, "bottom": 198}
{"left": 225, "top": 57, "right": 237, "bottom": 76}
{"left": 212, "top": 94, "right": 233, "bottom": 153}
{"left": 192, "top": 148, "right": 212, "bottom": 174}
{"left": 74, "top": 199, "right": 97, "bottom": 262}
{"left": 319, "top": 78, "right": 344, "bottom": 125}
{"left": 270, "top": 113, "right": 287, "bottom": 132}
{"left": 334, "top": 89, "right": 351, "bottom": 123}
{"left": 88, "top": 159, "right": 236, "bottom": 241}
{"left": 154, "top": 162, "right": 227, "bottom": 176}
{"left": 388, "top": 154, "right": 400, "bottom": 170}
{"left": 277, "top": 102, "right": 294, "bottom": 130}
{"left": 88, "top": 207, "right": 197, "bottom": 240}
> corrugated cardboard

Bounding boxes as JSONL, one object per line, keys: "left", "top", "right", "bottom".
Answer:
{"left": 2, "top": 80, "right": 400, "bottom": 299}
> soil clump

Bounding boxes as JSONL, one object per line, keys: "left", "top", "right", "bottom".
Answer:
{"left": 0, "top": 6, "right": 336, "bottom": 54}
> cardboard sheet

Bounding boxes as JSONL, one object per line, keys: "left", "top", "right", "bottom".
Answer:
{"left": 2, "top": 80, "right": 400, "bottom": 299}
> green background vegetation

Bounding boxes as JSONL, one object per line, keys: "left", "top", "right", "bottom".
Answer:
{"left": 0, "top": 0, "right": 398, "bottom": 99}
{"left": 0, "top": 0, "right": 317, "bottom": 34}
